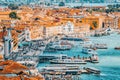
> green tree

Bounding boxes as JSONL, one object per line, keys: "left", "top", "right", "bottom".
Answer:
{"left": 116, "top": 4, "right": 120, "bottom": 8}
{"left": 105, "top": 9, "right": 110, "bottom": 13}
{"left": 8, "top": 4, "right": 18, "bottom": 10}
{"left": 92, "top": 21, "right": 97, "bottom": 28}
{"left": 47, "top": 3, "right": 50, "bottom": 6}
{"left": 90, "top": 26, "right": 93, "bottom": 30}
{"left": 40, "top": 2, "right": 44, "bottom": 5}
{"left": 9, "top": 12, "right": 20, "bottom": 20}
{"left": 87, "top": 9, "right": 92, "bottom": 14}
{"left": 59, "top": 2, "right": 65, "bottom": 6}
{"left": 107, "top": 5, "right": 113, "bottom": 9}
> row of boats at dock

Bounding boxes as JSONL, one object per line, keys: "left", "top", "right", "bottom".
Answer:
{"left": 11, "top": 31, "right": 120, "bottom": 80}
{"left": 79, "top": 40, "right": 109, "bottom": 56}
{"left": 47, "top": 38, "right": 108, "bottom": 52}
{"left": 46, "top": 36, "right": 120, "bottom": 53}
{"left": 80, "top": 41, "right": 108, "bottom": 49}
{"left": 81, "top": 41, "right": 120, "bottom": 51}
{"left": 47, "top": 40, "right": 73, "bottom": 51}
{"left": 39, "top": 37, "right": 101, "bottom": 79}
{"left": 49, "top": 54, "right": 99, "bottom": 64}
{"left": 40, "top": 64, "right": 101, "bottom": 77}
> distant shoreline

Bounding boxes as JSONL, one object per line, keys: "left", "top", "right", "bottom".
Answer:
{"left": 0, "top": 3, "right": 120, "bottom": 8}
{"left": 57, "top": 3, "right": 120, "bottom": 7}
{"left": 0, "top": 6, "right": 7, "bottom": 8}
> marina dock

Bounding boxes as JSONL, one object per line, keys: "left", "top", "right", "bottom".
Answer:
{"left": 39, "top": 54, "right": 67, "bottom": 62}
{"left": 40, "top": 64, "right": 101, "bottom": 80}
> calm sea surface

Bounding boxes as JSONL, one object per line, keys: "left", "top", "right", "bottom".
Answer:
{"left": 38, "top": 33, "right": 120, "bottom": 80}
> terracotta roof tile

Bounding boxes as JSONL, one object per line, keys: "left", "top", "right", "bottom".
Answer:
{"left": 0, "top": 60, "right": 28, "bottom": 74}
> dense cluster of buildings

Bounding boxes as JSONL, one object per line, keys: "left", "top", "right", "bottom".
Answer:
{"left": 0, "top": 5, "right": 120, "bottom": 55}
{"left": 0, "top": 3, "right": 119, "bottom": 80}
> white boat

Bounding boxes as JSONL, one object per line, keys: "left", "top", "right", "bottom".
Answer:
{"left": 80, "top": 41, "right": 93, "bottom": 45}
{"left": 49, "top": 41, "right": 72, "bottom": 50}
{"left": 49, "top": 45, "right": 72, "bottom": 50}
{"left": 90, "top": 54, "right": 99, "bottom": 63}
{"left": 94, "top": 44, "right": 107, "bottom": 49}
{"left": 91, "top": 59, "right": 99, "bottom": 63}
{"left": 84, "top": 67, "right": 101, "bottom": 74}
{"left": 82, "top": 47, "right": 96, "bottom": 54}
{"left": 50, "top": 58, "right": 87, "bottom": 64}
{"left": 42, "top": 65, "right": 80, "bottom": 71}
{"left": 41, "top": 64, "right": 82, "bottom": 75}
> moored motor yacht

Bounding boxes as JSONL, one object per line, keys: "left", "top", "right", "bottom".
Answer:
{"left": 90, "top": 54, "right": 99, "bottom": 63}
{"left": 50, "top": 58, "right": 87, "bottom": 64}
{"left": 114, "top": 47, "right": 120, "bottom": 50}
{"left": 41, "top": 64, "right": 82, "bottom": 75}
{"left": 49, "top": 45, "right": 72, "bottom": 50}
{"left": 49, "top": 40, "right": 73, "bottom": 50}
{"left": 84, "top": 67, "right": 101, "bottom": 74}
{"left": 94, "top": 43, "right": 107, "bottom": 49}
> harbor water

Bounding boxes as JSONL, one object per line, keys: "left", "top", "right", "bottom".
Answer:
{"left": 37, "top": 33, "right": 120, "bottom": 80}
